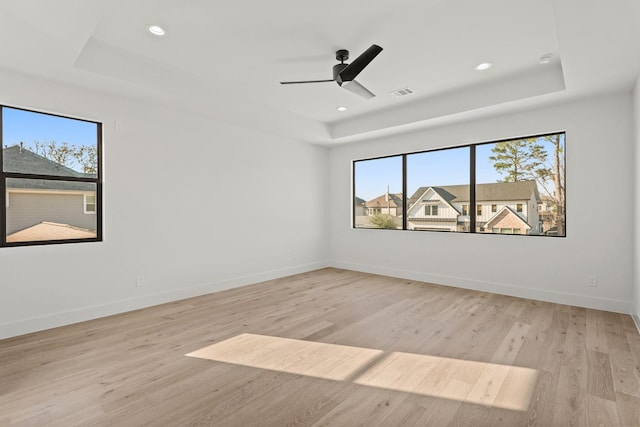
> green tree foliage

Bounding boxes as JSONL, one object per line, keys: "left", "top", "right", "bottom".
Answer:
{"left": 30, "top": 140, "right": 97, "bottom": 175}
{"left": 488, "top": 138, "right": 549, "bottom": 183}
{"left": 369, "top": 214, "right": 398, "bottom": 229}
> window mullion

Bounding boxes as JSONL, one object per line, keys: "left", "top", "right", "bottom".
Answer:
{"left": 470, "top": 145, "right": 476, "bottom": 233}
{"left": 402, "top": 154, "right": 407, "bottom": 230}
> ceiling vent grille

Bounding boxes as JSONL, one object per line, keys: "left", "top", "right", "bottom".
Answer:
{"left": 390, "top": 87, "right": 414, "bottom": 97}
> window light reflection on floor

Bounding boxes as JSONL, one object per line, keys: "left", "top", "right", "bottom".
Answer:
{"left": 185, "top": 333, "right": 538, "bottom": 411}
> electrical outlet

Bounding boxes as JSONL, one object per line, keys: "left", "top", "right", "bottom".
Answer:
{"left": 588, "top": 275, "right": 597, "bottom": 287}
{"left": 136, "top": 275, "right": 145, "bottom": 287}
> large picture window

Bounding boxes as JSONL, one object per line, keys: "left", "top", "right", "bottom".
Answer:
{"left": 353, "top": 132, "right": 566, "bottom": 237}
{"left": 0, "top": 106, "right": 102, "bottom": 246}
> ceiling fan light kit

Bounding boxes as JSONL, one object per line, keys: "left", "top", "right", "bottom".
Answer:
{"left": 280, "top": 44, "right": 383, "bottom": 99}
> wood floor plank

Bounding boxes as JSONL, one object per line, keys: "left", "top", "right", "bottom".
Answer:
{"left": 609, "top": 349, "right": 640, "bottom": 397}
{"left": 614, "top": 390, "right": 640, "bottom": 426}
{"left": 1, "top": 267, "right": 640, "bottom": 426}
{"left": 587, "top": 350, "right": 616, "bottom": 401}
{"left": 586, "top": 394, "right": 621, "bottom": 426}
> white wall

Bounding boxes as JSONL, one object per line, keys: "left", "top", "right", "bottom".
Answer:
{"left": 634, "top": 76, "right": 640, "bottom": 325}
{"left": 1, "top": 69, "right": 635, "bottom": 340}
{"left": 329, "top": 93, "right": 635, "bottom": 313}
{"left": 0, "top": 70, "right": 330, "bottom": 339}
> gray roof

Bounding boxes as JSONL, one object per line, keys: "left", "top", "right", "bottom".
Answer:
{"left": 408, "top": 181, "right": 540, "bottom": 206}
{"left": 3, "top": 145, "right": 95, "bottom": 191}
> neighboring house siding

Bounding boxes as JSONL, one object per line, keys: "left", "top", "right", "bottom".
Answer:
{"left": 7, "top": 192, "right": 95, "bottom": 234}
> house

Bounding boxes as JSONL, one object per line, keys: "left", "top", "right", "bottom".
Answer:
{"left": 406, "top": 181, "right": 541, "bottom": 234}
{"left": 3, "top": 144, "right": 97, "bottom": 240}
{"left": 354, "top": 192, "right": 403, "bottom": 228}
{"left": 538, "top": 195, "right": 558, "bottom": 233}
{"left": 363, "top": 192, "right": 403, "bottom": 216}
{"left": 353, "top": 196, "right": 366, "bottom": 216}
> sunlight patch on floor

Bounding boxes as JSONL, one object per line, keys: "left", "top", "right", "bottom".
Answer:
{"left": 186, "top": 333, "right": 538, "bottom": 411}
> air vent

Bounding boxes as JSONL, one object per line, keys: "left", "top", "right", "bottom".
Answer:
{"left": 389, "top": 87, "right": 414, "bottom": 97}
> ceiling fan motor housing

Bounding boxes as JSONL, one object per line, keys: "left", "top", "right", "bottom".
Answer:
{"left": 333, "top": 63, "right": 349, "bottom": 84}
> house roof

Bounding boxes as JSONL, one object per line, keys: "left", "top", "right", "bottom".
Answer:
{"left": 408, "top": 181, "right": 540, "bottom": 207}
{"left": 365, "top": 193, "right": 403, "bottom": 209}
{"left": 3, "top": 145, "right": 95, "bottom": 192}
{"left": 484, "top": 206, "right": 532, "bottom": 230}
{"left": 354, "top": 196, "right": 366, "bottom": 206}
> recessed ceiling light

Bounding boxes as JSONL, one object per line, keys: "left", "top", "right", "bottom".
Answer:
{"left": 538, "top": 54, "right": 553, "bottom": 64}
{"left": 475, "top": 62, "right": 493, "bottom": 71}
{"left": 336, "top": 106, "right": 347, "bottom": 112}
{"left": 147, "top": 25, "right": 166, "bottom": 36}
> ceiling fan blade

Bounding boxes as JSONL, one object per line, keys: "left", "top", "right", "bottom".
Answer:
{"left": 342, "top": 80, "right": 375, "bottom": 99}
{"left": 280, "top": 79, "right": 334, "bottom": 85}
{"left": 338, "top": 44, "right": 383, "bottom": 83}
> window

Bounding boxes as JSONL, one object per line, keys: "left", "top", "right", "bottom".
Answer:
{"left": 84, "top": 194, "right": 96, "bottom": 214}
{"left": 353, "top": 155, "right": 402, "bottom": 229}
{"left": 424, "top": 205, "right": 438, "bottom": 216}
{"left": 1, "top": 106, "right": 102, "bottom": 246}
{"left": 353, "top": 132, "right": 566, "bottom": 237}
{"left": 406, "top": 147, "right": 469, "bottom": 232}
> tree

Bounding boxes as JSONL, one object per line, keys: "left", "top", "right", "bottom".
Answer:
{"left": 33, "top": 140, "right": 75, "bottom": 167}
{"left": 488, "top": 138, "right": 549, "bottom": 183}
{"left": 369, "top": 214, "right": 398, "bottom": 229}
{"left": 73, "top": 145, "right": 98, "bottom": 174}
{"left": 29, "top": 140, "right": 97, "bottom": 175}
{"left": 546, "top": 134, "right": 565, "bottom": 235}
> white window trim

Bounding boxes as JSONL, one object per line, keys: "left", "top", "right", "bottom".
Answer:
{"left": 84, "top": 194, "right": 97, "bottom": 215}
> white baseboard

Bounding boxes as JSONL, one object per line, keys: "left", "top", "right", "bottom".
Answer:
{"left": 330, "top": 260, "right": 633, "bottom": 315}
{"left": 2, "top": 259, "right": 632, "bottom": 341}
{"left": 0, "top": 260, "right": 330, "bottom": 340}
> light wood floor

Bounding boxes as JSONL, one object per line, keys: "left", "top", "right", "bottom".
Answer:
{"left": 1, "top": 268, "right": 640, "bottom": 426}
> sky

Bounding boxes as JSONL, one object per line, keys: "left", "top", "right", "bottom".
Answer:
{"left": 2, "top": 106, "right": 98, "bottom": 151}
{"left": 354, "top": 134, "right": 565, "bottom": 201}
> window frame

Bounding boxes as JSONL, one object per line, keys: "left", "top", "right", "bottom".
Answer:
{"left": 424, "top": 205, "right": 438, "bottom": 216}
{"left": 352, "top": 131, "right": 566, "bottom": 238}
{"left": 0, "top": 105, "right": 103, "bottom": 247}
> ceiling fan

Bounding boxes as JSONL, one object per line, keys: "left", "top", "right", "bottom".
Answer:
{"left": 280, "top": 44, "right": 383, "bottom": 100}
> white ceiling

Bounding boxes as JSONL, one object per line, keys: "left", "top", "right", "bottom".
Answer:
{"left": 0, "top": 0, "right": 639, "bottom": 144}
